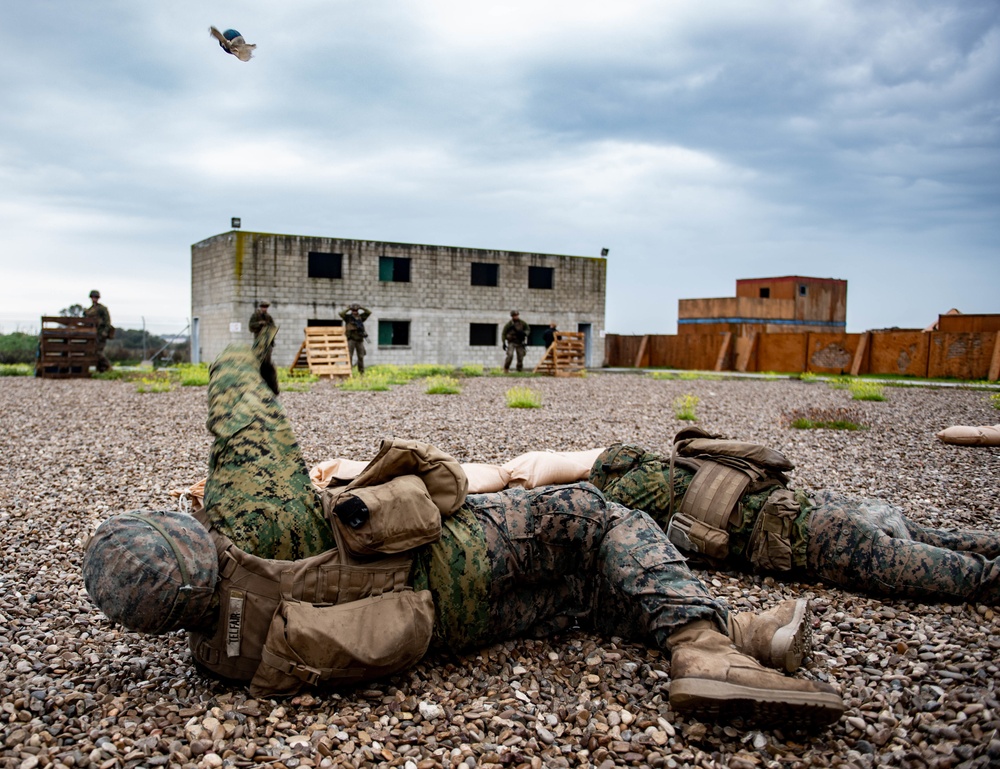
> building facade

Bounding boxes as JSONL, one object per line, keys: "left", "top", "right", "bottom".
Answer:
{"left": 677, "top": 275, "right": 847, "bottom": 336}
{"left": 191, "top": 231, "right": 607, "bottom": 369}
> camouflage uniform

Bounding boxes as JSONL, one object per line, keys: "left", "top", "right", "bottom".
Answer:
{"left": 339, "top": 306, "right": 371, "bottom": 374}
{"left": 591, "top": 444, "right": 1000, "bottom": 604}
{"left": 84, "top": 299, "right": 112, "bottom": 372}
{"left": 502, "top": 315, "right": 530, "bottom": 372}
{"left": 204, "top": 348, "right": 729, "bottom": 659}
{"left": 248, "top": 306, "right": 275, "bottom": 337}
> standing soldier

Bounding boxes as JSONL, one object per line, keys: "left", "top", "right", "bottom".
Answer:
{"left": 502, "top": 310, "right": 530, "bottom": 373}
{"left": 84, "top": 290, "right": 113, "bottom": 372}
{"left": 339, "top": 304, "right": 371, "bottom": 374}
{"left": 248, "top": 301, "right": 275, "bottom": 338}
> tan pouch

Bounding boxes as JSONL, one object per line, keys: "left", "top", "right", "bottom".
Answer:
{"left": 748, "top": 490, "right": 798, "bottom": 572}
{"left": 329, "top": 475, "right": 442, "bottom": 556}
{"left": 250, "top": 589, "right": 435, "bottom": 698}
{"left": 666, "top": 512, "right": 729, "bottom": 560}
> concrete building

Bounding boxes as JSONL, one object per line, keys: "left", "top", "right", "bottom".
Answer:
{"left": 677, "top": 275, "right": 847, "bottom": 336}
{"left": 191, "top": 231, "right": 607, "bottom": 369}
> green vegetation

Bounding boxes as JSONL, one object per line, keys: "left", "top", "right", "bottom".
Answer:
{"left": 505, "top": 385, "right": 542, "bottom": 409}
{"left": 785, "top": 406, "right": 867, "bottom": 431}
{"left": 460, "top": 364, "right": 485, "bottom": 377}
{"left": 0, "top": 332, "right": 37, "bottom": 364}
{"left": 175, "top": 363, "right": 210, "bottom": 387}
{"left": 991, "top": 393, "right": 1000, "bottom": 410}
{"left": 849, "top": 380, "right": 886, "bottom": 401}
{"left": 798, "top": 372, "right": 820, "bottom": 383}
{"left": 0, "top": 363, "right": 33, "bottom": 377}
{"left": 135, "top": 376, "right": 173, "bottom": 394}
{"left": 673, "top": 393, "right": 700, "bottom": 421}
{"left": 424, "top": 376, "right": 462, "bottom": 394}
{"left": 649, "top": 371, "right": 677, "bottom": 380}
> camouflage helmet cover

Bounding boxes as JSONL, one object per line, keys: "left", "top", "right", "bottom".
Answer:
{"left": 83, "top": 510, "right": 218, "bottom": 634}
{"left": 89, "top": 290, "right": 101, "bottom": 298}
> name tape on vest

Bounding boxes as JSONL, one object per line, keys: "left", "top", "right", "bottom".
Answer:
{"left": 227, "top": 590, "right": 245, "bottom": 658}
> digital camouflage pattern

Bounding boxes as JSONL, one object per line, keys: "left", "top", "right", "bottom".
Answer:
{"left": 805, "top": 490, "right": 1000, "bottom": 603}
{"left": 83, "top": 509, "right": 218, "bottom": 634}
{"left": 201, "top": 333, "right": 336, "bottom": 561}
{"left": 589, "top": 445, "right": 811, "bottom": 569}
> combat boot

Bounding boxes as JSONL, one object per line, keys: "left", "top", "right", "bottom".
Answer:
{"left": 728, "top": 598, "right": 811, "bottom": 673}
{"left": 668, "top": 620, "right": 844, "bottom": 729}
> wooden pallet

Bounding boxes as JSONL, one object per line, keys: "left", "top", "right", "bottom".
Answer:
{"left": 289, "top": 326, "right": 352, "bottom": 378}
{"left": 534, "top": 331, "right": 587, "bottom": 377}
{"left": 37, "top": 317, "right": 98, "bottom": 378}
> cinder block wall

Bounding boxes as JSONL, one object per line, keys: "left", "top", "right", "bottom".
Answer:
{"left": 192, "top": 231, "right": 607, "bottom": 369}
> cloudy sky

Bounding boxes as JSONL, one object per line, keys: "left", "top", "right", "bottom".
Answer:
{"left": 1, "top": 1, "right": 997, "bottom": 336}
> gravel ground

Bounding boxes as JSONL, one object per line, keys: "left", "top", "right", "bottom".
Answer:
{"left": 2, "top": 372, "right": 1000, "bottom": 769}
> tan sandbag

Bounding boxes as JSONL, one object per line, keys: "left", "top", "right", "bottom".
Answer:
{"left": 461, "top": 463, "right": 512, "bottom": 493}
{"left": 309, "top": 458, "right": 368, "bottom": 489}
{"left": 502, "top": 448, "right": 608, "bottom": 489}
{"left": 936, "top": 424, "right": 1000, "bottom": 447}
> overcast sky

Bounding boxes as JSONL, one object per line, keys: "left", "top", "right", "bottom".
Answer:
{"left": 1, "top": 1, "right": 997, "bottom": 336}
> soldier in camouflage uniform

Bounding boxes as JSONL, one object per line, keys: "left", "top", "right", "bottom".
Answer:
{"left": 83, "top": 335, "right": 847, "bottom": 729}
{"left": 248, "top": 301, "right": 275, "bottom": 337}
{"left": 339, "top": 304, "right": 371, "bottom": 374}
{"left": 502, "top": 310, "right": 529, "bottom": 373}
{"left": 83, "top": 289, "right": 112, "bottom": 372}
{"left": 590, "top": 443, "right": 1000, "bottom": 605}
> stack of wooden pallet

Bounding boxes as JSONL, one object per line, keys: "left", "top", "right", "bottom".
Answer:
{"left": 534, "top": 331, "right": 587, "bottom": 377}
{"left": 289, "top": 326, "right": 352, "bottom": 378}
{"left": 37, "top": 317, "right": 98, "bottom": 378}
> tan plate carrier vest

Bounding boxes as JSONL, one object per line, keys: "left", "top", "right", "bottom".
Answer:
{"left": 666, "top": 434, "right": 799, "bottom": 572}
{"left": 188, "top": 439, "right": 468, "bottom": 698}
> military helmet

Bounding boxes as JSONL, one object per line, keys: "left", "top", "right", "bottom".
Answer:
{"left": 83, "top": 510, "right": 218, "bottom": 634}
{"left": 510, "top": 310, "right": 519, "bottom": 317}
{"left": 89, "top": 290, "right": 100, "bottom": 298}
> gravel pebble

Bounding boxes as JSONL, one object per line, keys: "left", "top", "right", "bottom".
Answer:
{"left": 1, "top": 372, "right": 999, "bottom": 768}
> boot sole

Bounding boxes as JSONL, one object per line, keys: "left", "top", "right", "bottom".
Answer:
{"left": 770, "top": 598, "right": 812, "bottom": 673}
{"left": 669, "top": 678, "right": 845, "bottom": 729}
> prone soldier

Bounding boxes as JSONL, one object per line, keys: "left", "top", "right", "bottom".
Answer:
{"left": 82, "top": 336, "right": 846, "bottom": 729}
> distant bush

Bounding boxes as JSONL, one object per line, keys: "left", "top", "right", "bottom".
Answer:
{"left": 0, "top": 332, "right": 37, "bottom": 364}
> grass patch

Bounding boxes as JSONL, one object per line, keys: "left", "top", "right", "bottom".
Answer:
{"left": 991, "top": 393, "right": 1000, "bottom": 410}
{"left": 649, "top": 371, "right": 677, "bottom": 380}
{"left": 784, "top": 406, "right": 867, "bottom": 430}
{"left": 506, "top": 385, "right": 542, "bottom": 408}
{"left": 0, "top": 363, "right": 33, "bottom": 377}
{"left": 174, "top": 363, "right": 210, "bottom": 386}
{"left": 849, "top": 380, "right": 886, "bottom": 401}
{"left": 460, "top": 364, "right": 485, "bottom": 377}
{"left": 338, "top": 372, "right": 393, "bottom": 391}
{"left": 135, "top": 376, "right": 173, "bottom": 393}
{"left": 798, "top": 372, "right": 820, "bottom": 383}
{"left": 673, "top": 393, "right": 700, "bottom": 421}
{"left": 424, "top": 376, "right": 462, "bottom": 394}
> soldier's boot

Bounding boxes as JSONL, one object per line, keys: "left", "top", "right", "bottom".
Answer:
{"left": 668, "top": 620, "right": 844, "bottom": 729}
{"left": 728, "top": 598, "right": 811, "bottom": 673}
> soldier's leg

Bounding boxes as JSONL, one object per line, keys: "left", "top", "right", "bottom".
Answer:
{"left": 515, "top": 343, "right": 525, "bottom": 372}
{"left": 201, "top": 339, "right": 336, "bottom": 561}
{"left": 806, "top": 493, "right": 1000, "bottom": 604}
{"left": 347, "top": 338, "right": 357, "bottom": 369}
{"left": 356, "top": 339, "right": 366, "bottom": 374}
{"left": 503, "top": 345, "right": 514, "bottom": 372}
{"left": 902, "top": 517, "right": 1000, "bottom": 559}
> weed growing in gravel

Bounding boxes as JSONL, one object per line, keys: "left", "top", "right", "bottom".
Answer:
{"left": 136, "top": 376, "right": 173, "bottom": 393}
{"left": 506, "top": 386, "right": 542, "bottom": 408}
{"left": 799, "top": 372, "right": 820, "bottom": 383}
{"left": 850, "top": 380, "right": 886, "bottom": 401}
{"left": 0, "top": 363, "right": 33, "bottom": 376}
{"left": 339, "top": 372, "right": 392, "bottom": 391}
{"left": 425, "top": 376, "right": 461, "bottom": 394}
{"left": 826, "top": 376, "right": 851, "bottom": 390}
{"left": 784, "top": 406, "right": 867, "bottom": 430}
{"left": 460, "top": 364, "right": 484, "bottom": 377}
{"left": 175, "top": 363, "right": 209, "bottom": 386}
{"left": 991, "top": 393, "right": 1000, "bottom": 410}
{"left": 649, "top": 371, "right": 677, "bottom": 380}
{"left": 673, "top": 393, "right": 700, "bottom": 421}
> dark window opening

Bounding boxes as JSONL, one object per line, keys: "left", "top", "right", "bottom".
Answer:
{"left": 527, "top": 327, "right": 548, "bottom": 346}
{"left": 528, "top": 265, "right": 554, "bottom": 290}
{"left": 379, "top": 256, "right": 411, "bottom": 283}
{"left": 308, "top": 252, "right": 343, "bottom": 279}
{"left": 471, "top": 262, "right": 499, "bottom": 286}
{"left": 759, "top": 287, "right": 770, "bottom": 298}
{"left": 378, "top": 320, "right": 410, "bottom": 346}
{"left": 469, "top": 323, "right": 497, "bottom": 346}
{"left": 799, "top": 284, "right": 808, "bottom": 296}
{"left": 307, "top": 318, "right": 343, "bottom": 327}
